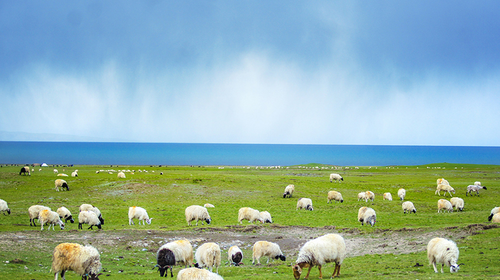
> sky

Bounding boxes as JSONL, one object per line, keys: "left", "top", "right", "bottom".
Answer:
{"left": 1, "top": 1, "right": 500, "bottom": 146}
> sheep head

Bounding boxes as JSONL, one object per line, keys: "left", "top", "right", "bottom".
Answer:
{"left": 450, "top": 264, "right": 460, "bottom": 273}
{"left": 205, "top": 218, "right": 211, "bottom": 225}
{"left": 292, "top": 264, "right": 302, "bottom": 279}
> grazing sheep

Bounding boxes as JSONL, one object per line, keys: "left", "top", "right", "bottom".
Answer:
{"left": 71, "top": 171, "right": 78, "bottom": 177}
{"left": 365, "top": 191, "right": 375, "bottom": 202}
{"left": 450, "top": 197, "right": 464, "bottom": 211}
{"left": 0, "top": 199, "right": 11, "bottom": 215}
{"left": 259, "top": 211, "right": 273, "bottom": 223}
{"left": 79, "top": 204, "right": 105, "bottom": 225}
{"left": 427, "top": 237, "right": 460, "bottom": 273}
{"left": 437, "top": 199, "right": 453, "bottom": 213}
{"left": 398, "top": 188, "right": 406, "bottom": 201}
{"left": 488, "top": 207, "right": 499, "bottom": 221}
{"left": 292, "top": 233, "right": 346, "bottom": 279}
{"left": 19, "top": 166, "right": 30, "bottom": 176}
{"left": 57, "top": 173, "right": 68, "bottom": 177}
{"left": 435, "top": 184, "right": 455, "bottom": 197}
{"left": 358, "top": 206, "right": 376, "bottom": 226}
{"left": 466, "top": 184, "right": 487, "bottom": 196}
{"left": 194, "top": 242, "right": 221, "bottom": 273}
{"left": 238, "top": 207, "right": 264, "bottom": 224}
{"left": 383, "top": 192, "right": 393, "bottom": 201}
{"left": 56, "top": 207, "right": 74, "bottom": 223}
{"left": 52, "top": 243, "right": 102, "bottom": 280}
{"left": 228, "top": 245, "right": 243, "bottom": 266}
{"left": 437, "top": 178, "right": 450, "bottom": 186}
{"left": 327, "top": 191, "right": 344, "bottom": 203}
{"left": 283, "top": 184, "right": 295, "bottom": 198}
{"left": 329, "top": 173, "right": 343, "bottom": 183}
{"left": 117, "top": 171, "right": 126, "bottom": 178}
{"left": 204, "top": 203, "right": 215, "bottom": 208}
{"left": 128, "top": 206, "right": 152, "bottom": 225}
{"left": 28, "top": 205, "right": 51, "bottom": 226}
{"left": 78, "top": 211, "right": 102, "bottom": 230}
{"left": 39, "top": 209, "right": 65, "bottom": 231}
{"left": 491, "top": 213, "right": 500, "bottom": 223}
{"left": 252, "top": 241, "right": 286, "bottom": 265}
{"left": 357, "top": 192, "right": 367, "bottom": 201}
{"left": 402, "top": 201, "right": 417, "bottom": 214}
{"left": 53, "top": 169, "right": 58, "bottom": 174}
{"left": 176, "top": 267, "right": 224, "bottom": 280}
{"left": 474, "top": 181, "right": 481, "bottom": 186}
{"left": 297, "top": 198, "right": 313, "bottom": 211}
{"left": 55, "top": 179, "right": 69, "bottom": 191}
{"left": 155, "top": 239, "right": 194, "bottom": 277}
{"left": 185, "top": 205, "right": 211, "bottom": 226}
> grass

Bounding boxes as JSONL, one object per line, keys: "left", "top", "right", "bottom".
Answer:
{"left": 0, "top": 163, "right": 499, "bottom": 279}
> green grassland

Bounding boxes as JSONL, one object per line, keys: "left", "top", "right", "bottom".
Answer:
{"left": 0, "top": 163, "right": 499, "bottom": 279}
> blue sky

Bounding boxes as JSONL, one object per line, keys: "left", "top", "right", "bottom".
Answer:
{"left": 1, "top": 1, "right": 499, "bottom": 145}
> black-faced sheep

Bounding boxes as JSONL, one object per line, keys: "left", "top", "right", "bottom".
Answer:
{"left": 491, "top": 213, "right": 500, "bottom": 223}
{"left": 28, "top": 205, "right": 51, "bottom": 226}
{"left": 383, "top": 192, "right": 393, "bottom": 201}
{"left": 128, "top": 206, "right": 152, "bottom": 225}
{"left": 185, "top": 205, "right": 211, "bottom": 226}
{"left": 228, "top": 245, "right": 243, "bottom": 266}
{"left": 176, "top": 267, "right": 224, "bottom": 280}
{"left": 297, "top": 198, "right": 313, "bottom": 211}
{"left": 238, "top": 207, "right": 263, "bottom": 224}
{"left": 398, "top": 188, "right": 406, "bottom": 201}
{"left": 329, "top": 173, "right": 343, "bottom": 183}
{"left": 488, "top": 207, "right": 499, "bottom": 221}
{"left": 252, "top": 241, "right": 286, "bottom": 265}
{"left": 466, "top": 184, "right": 487, "bottom": 196}
{"left": 71, "top": 170, "right": 78, "bottom": 177}
{"left": 194, "top": 242, "right": 221, "bottom": 273}
{"left": 283, "top": 184, "right": 295, "bottom": 198}
{"left": 78, "top": 211, "right": 102, "bottom": 230}
{"left": 450, "top": 197, "right": 464, "bottom": 211}
{"left": 0, "top": 199, "right": 11, "bottom": 215}
{"left": 327, "top": 191, "right": 343, "bottom": 203}
{"left": 39, "top": 209, "right": 65, "bottom": 231}
{"left": 79, "top": 204, "right": 105, "bottom": 225}
{"left": 55, "top": 179, "right": 69, "bottom": 191}
{"left": 259, "top": 211, "right": 273, "bottom": 223}
{"left": 56, "top": 207, "right": 74, "bottom": 224}
{"left": 427, "top": 237, "right": 460, "bottom": 273}
{"left": 438, "top": 199, "right": 453, "bottom": 213}
{"left": 358, "top": 206, "right": 376, "bottom": 226}
{"left": 52, "top": 243, "right": 102, "bottom": 280}
{"left": 402, "top": 201, "right": 416, "bottom": 214}
{"left": 19, "top": 166, "right": 30, "bottom": 176}
{"left": 155, "top": 239, "right": 194, "bottom": 277}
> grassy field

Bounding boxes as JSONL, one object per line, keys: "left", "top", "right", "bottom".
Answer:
{"left": 0, "top": 163, "right": 499, "bottom": 279}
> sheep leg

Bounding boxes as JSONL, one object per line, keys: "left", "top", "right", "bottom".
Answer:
{"left": 432, "top": 262, "right": 438, "bottom": 273}
{"left": 441, "top": 263, "right": 444, "bottom": 273}
{"left": 129, "top": 219, "right": 134, "bottom": 225}
{"left": 304, "top": 265, "right": 313, "bottom": 279}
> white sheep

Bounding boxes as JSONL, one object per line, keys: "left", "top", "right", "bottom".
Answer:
{"left": 491, "top": 213, "right": 500, "bottom": 223}
{"left": 259, "top": 211, "right": 273, "bottom": 223}
{"left": 176, "top": 267, "right": 224, "bottom": 280}
{"left": 28, "top": 205, "right": 51, "bottom": 226}
{"left": 204, "top": 203, "right": 215, "bottom": 208}
{"left": 0, "top": 199, "right": 11, "bottom": 215}
{"left": 283, "top": 184, "right": 295, "bottom": 198}
{"left": 128, "top": 206, "right": 152, "bottom": 225}
{"left": 292, "top": 233, "right": 346, "bottom": 279}
{"left": 117, "top": 171, "right": 126, "bottom": 178}
{"left": 155, "top": 239, "right": 194, "bottom": 277}
{"left": 238, "top": 207, "right": 264, "bottom": 224}
{"left": 327, "top": 191, "right": 343, "bottom": 203}
{"left": 466, "top": 184, "right": 487, "bottom": 196}
{"left": 227, "top": 245, "right": 243, "bottom": 266}
{"left": 79, "top": 204, "right": 105, "bottom": 225}
{"left": 383, "top": 192, "right": 393, "bottom": 201}
{"left": 488, "top": 207, "right": 499, "bottom": 221}
{"left": 450, "top": 197, "right": 464, "bottom": 211}
{"left": 39, "top": 209, "right": 65, "bottom": 231}
{"left": 437, "top": 178, "right": 450, "bottom": 186}
{"left": 19, "top": 166, "right": 30, "bottom": 176}
{"left": 54, "top": 179, "right": 69, "bottom": 191}
{"left": 402, "top": 201, "right": 417, "bottom": 214}
{"left": 78, "top": 211, "right": 102, "bottom": 230}
{"left": 252, "top": 241, "right": 286, "bottom": 265}
{"left": 365, "top": 191, "right": 375, "bottom": 202}
{"left": 437, "top": 199, "right": 453, "bottom": 213}
{"left": 435, "top": 184, "right": 455, "bottom": 197}
{"left": 398, "top": 188, "right": 406, "bottom": 201}
{"left": 57, "top": 173, "right": 68, "bottom": 177}
{"left": 51, "top": 243, "right": 102, "bottom": 280}
{"left": 71, "top": 171, "right": 78, "bottom": 177}
{"left": 185, "top": 205, "right": 211, "bottom": 226}
{"left": 357, "top": 192, "right": 367, "bottom": 201}
{"left": 474, "top": 181, "right": 481, "bottom": 186}
{"left": 56, "top": 207, "right": 74, "bottom": 224}
{"left": 427, "top": 237, "right": 460, "bottom": 273}
{"left": 297, "top": 198, "right": 313, "bottom": 211}
{"left": 358, "top": 206, "right": 376, "bottom": 226}
{"left": 329, "top": 173, "right": 343, "bottom": 183}
{"left": 194, "top": 242, "right": 221, "bottom": 273}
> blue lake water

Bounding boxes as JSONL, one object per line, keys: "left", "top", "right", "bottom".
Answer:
{"left": 1, "top": 141, "right": 499, "bottom": 166}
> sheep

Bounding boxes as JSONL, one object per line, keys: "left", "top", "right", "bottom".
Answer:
{"left": 19, "top": 166, "right": 30, "bottom": 176}
{"left": 329, "top": 173, "right": 343, "bottom": 183}
{"left": 238, "top": 207, "right": 264, "bottom": 224}
{"left": 466, "top": 184, "right": 487, "bottom": 196}
{"left": 204, "top": 203, "right": 215, "bottom": 208}
{"left": 491, "top": 213, "right": 500, "bottom": 223}
{"left": 283, "top": 184, "right": 295, "bottom": 198}
{"left": 252, "top": 241, "right": 286, "bottom": 265}
{"left": 128, "top": 206, "right": 152, "bottom": 225}
{"left": 55, "top": 179, "right": 69, "bottom": 191}
{"left": 357, "top": 192, "right": 367, "bottom": 201}
{"left": 365, "top": 191, "right": 375, "bottom": 202}
{"left": 78, "top": 211, "right": 102, "bottom": 230}
{"left": 194, "top": 242, "right": 221, "bottom": 273}
{"left": 28, "top": 205, "right": 51, "bottom": 226}
{"left": 327, "top": 191, "right": 343, "bottom": 203}
{"left": 51, "top": 243, "right": 102, "bottom": 280}
{"left": 57, "top": 207, "right": 74, "bottom": 223}
{"left": 488, "top": 207, "right": 499, "bottom": 221}
{"left": 450, "top": 197, "right": 464, "bottom": 211}
{"left": 402, "top": 201, "right": 417, "bottom": 214}
{"left": 437, "top": 178, "right": 450, "bottom": 186}
{"left": 358, "top": 206, "right": 376, "bottom": 226}
{"left": 398, "top": 188, "right": 406, "bottom": 201}
{"left": 71, "top": 171, "right": 78, "bottom": 177}
{"left": 39, "top": 209, "right": 65, "bottom": 231}
{"left": 185, "top": 205, "right": 211, "bottom": 226}
{"left": 435, "top": 184, "right": 455, "bottom": 197}
{"left": 176, "top": 267, "right": 224, "bottom": 280}
{"left": 383, "top": 192, "right": 393, "bottom": 201}
{"left": 297, "top": 198, "right": 313, "bottom": 211}
{"left": 53, "top": 169, "right": 58, "bottom": 174}
{"left": 155, "top": 239, "right": 194, "bottom": 277}
{"left": 117, "top": 171, "right": 126, "bottom": 178}
{"left": 292, "top": 233, "right": 346, "bottom": 279}
{"left": 0, "top": 199, "right": 11, "bottom": 215}
{"left": 427, "top": 237, "right": 460, "bottom": 273}
{"left": 79, "top": 204, "right": 105, "bottom": 225}
{"left": 57, "top": 173, "right": 69, "bottom": 177}
{"left": 227, "top": 245, "right": 243, "bottom": 266}
{"left": 474, "top": 181, "right": 481, "bottom": 186}
{"left": 437, "top": 199, "right": 453, "bottom": 213}
{"left": 259, "top": 211, "right": 273, "bottom": 223}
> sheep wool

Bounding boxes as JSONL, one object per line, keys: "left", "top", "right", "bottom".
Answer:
{"left": 488, "top": 207, "right": 500, "bottom": 221}
{"left": 128, "top": 206, "right": 152, "bottom": 225}
{"left": 383, "top": 192, "right": 393, "bottom": 201}
{"left": 297, "top": 198, "right": 313, "bottom": 211}
{"left": 185, "top": 205, "right": 211, "bottom": 226}
{"left": 28, "top": 205, "right": 51, "bottom": 226}
{"left": 176, "top": 267, "right": 224, "bottom": 280}
{"left": 427, "top": 238, "right": 460, "bottom": 273}
{"left": 252, "top": 241, "right": 286, "bottom": 265}
{"left": 327, "top": 191, "right": 344, "bottom": 203}
{"left": 56, "top": 207, "right": 74, "bottom": 224}
{"left": 329, "top": 173, "right": 343, "bottom": 183}
{"left": 402, "top": 201, "right": 417, "bottom": 214}
{"left": 195, "top": 242, "right": 221, "bottom": 273}
{"left": 78, "top": 211, "right": 102, "bottom": 230}
{"left": 54, "top": 179, "right": 69, "bottom": 191}
{"left": 491, "top": 213, "right": 500, "bottom": 223}
{"left": 228, "top": 245, "right": 243, "bottom": 266}
{"left": 238, "top": 207, "right": 263, "bottom": 224}
{"left": 0, "top": 199, "right": 11, "bottom": 215}
{"left": 283, "top": 184, "right": 295, "bottom": 198}
{"left": 437, "top": 199, "right": 453, "bottom": 213}
{"left": 39, "top": 209, "right": 65, "bottom": 231}
{"left": 398, "top": 188, "right": 406, "bottom": 201}
{"left": 52, "top": 243, "right": 102, "bottom": 280}
{"left": 450, "top": 197, "right": 464, "bottom": 211}
{"left": 358, "top": 207, "right": 376, "bottom": 226}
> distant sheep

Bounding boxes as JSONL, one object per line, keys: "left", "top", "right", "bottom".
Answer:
{"left": 79, "top": 204, "right": 105, "bottom": 225}
{"left": 283, "top": 184, "right": 295, "bottom": 198}
{"left": 327, "top": 191, "right": 343, "bottom": 203}
{"left": 155, "top": 239, "right": 194, "bottom": 277}
{"left": 466, "top": 184, "right": 487, "bottom": 196}
{"left": 128, "top": 206, "right": 152, "bottom": 225}
{"left": 450, "top": 197, "right": 464, "bottom": 211}
{"left": 204, "top": 203, "right": 215, "bottom": 208}
{"left": 53, "top": 169, "right": 58, "bottom": 174}
{"left": 57, "top": 207, "right": 74, "bottom": 223}
{"left": 0, "top": 199, "right": 11, "bottom": 215}
{"left": 427, "top": 237, "right": 460, "bottom": 273}
{"left": 297, "top": 198, "right": 313, "bottom": 211}
{"left": 252, "top": 241, "right": 286, "bottom": 265}
{"left": 39, "top": 209, "right": 65, "bottom": 231}
{"left": 435, "top": 184, "right": 455, "bottom": 197}
{"left": 365, "top": 191, "right": 375, "bottom": 202}
{"left": 57, "top": 173, "right": 68, "bottom": 177}
{"left": 488, "top": 207, "right": 499, "bottom": 221}
{"left": 185, "top": 205, "right": 211, "bottom": 226}
{"left": 228, "top": 245, "right": 243, "bottom": 266}
{"left": 329, "top": 173, "right": 343, "bottom": 183}
{"left": 292, "top": 233, "right": 346, "bottom": 279}
{"left": 52, "top": 243, "right": 102, "bottom": 280}
{"left": 19, "top": 166, "right": 30, "bottom": 176}
{"left": 78, "top": 211, "right": 102, "bottom": 230}
{"left": 437, "top": 199, "right": 453, "bottom": 213}
{"left": 259, "top": 211, "right": 273, "bottom": 223}
{"left": 176, "top": 267, "right": 223, "bottom": 280}
{"left": 474, "top": 181, "right": 481, "bottom": 186}
{"left": 194, "top": 242, "right": 221, "bottom": 273}
{"left": 238, "top": 207, "right": 263, "bottom": 224}
{"left": 357, "top": 192, "right": 367, "bottom": 201}
{"left": 491, "top": 213, "right": 500, "bottom": 223}
{"left": 383, "top": 192, "right": 393, "bottom": 201}
{"left": 117, "top": 171, "right": 126, "bottom": 178}
{"left": 402, "top": 201, "right": 417, "bottom": 214}
{"left": 358, "top": 206, "right": 376, "bottom": 226}
{"left": 398, "top": 188, "right": 406, "bottom": 201}
{"left": 55, "top": 179, "right": 69, "bottom": 191}
{"left": 28, "top": 205, "right": 51, "bottom": 226}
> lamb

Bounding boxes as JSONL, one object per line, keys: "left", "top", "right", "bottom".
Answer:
{"left": 204, "top": 203, "right": 215, "bottom": 208}
{"left": 398, "top": 188, "right": 406, "bottom": 201}
{"left": 238, "top": 207, "right": 264, "bottom": 224}
{"left": 28, "top": 205, "right": 51, "bottom": 226}
{"left": 19, "top": 166, "right": 30, "bottom": 176}
{"left": 437, "top": 199, "right": 453, "bottom": 213}
{"left": 194, "top": 242, "right": 221, "bottom": 273}
{"left": 357, "top": 192, "right": 367, "bottom": 201}
{"left": 297, "top": 198, "right": 313, "bottom": 211}
{"left": 57, "top": 207, "right": 74, "bottom": 223}
{"left": 78, "top": 211, "right": 102, "bottom": 230}
{"left": 55, "top": 179, "right": 69, "bottom": 191}
{"left": 176, "top": 267, "right": 224, "bottom": 280}
{"left": 491, "top": 213, "right": 500, "bottom": 223}
{"left": 128, "top": 206, "right": 152, "bottom": 225}
{"left": 365, "top": 191, "right": 375, "bottom": 202}
{"left": 466, "top": 184, "right": 487, "bottom": 196}
{"left": 259, "top": 211, "right": 273, "bottom": 223}
{"left": 185, "top": 205, "right": 211, "bottom": 226}
{"left": 450, "top": 197, "right": 464, "bottom": 211}
{"left": 329, "top": 173, "right": 343, "bottom": 183}
{"left": 488, "top": 207, "right": 499, "bottom": 221}
{"left": 283, "top": 184, "right": 295, "bottom": 198}
{"left": 51, "top": 243, "right": 102, "bottom": 280}
{"left": 358, "top": 206, "right": 376, "bottom": 226}
{"left": 383, "top": 192, "right": 393, "bottom": 201}
{"left": 117, "top": 171, "right": 126, "bottom": 178}
{"left": 292, "top": 233, "right": 346, "bottom": 279}
{"left": 435, "top": 184, "right": 455, "bottom": 197}
{"left": 79, "top": 204, "right": 105, "bottom": 225}
{"left": 327, "top": 191, "right": 343, "bottom": 203}
{"left": 155, "top": 239, "right": 194, "bottom": 277}
{"left": 227, "top": 245, "right": 243, "bottom": 266}
{"left": 39, "top": 209, "right": 65, "bottom": 231}
{"left": 427, "top": 237, "right": 460, "bottom": 273}
{"left": 252, "top": 241, "right": 286, "bottom": 265}
{"left": 402, "top": 201, "right": 417, "bottom": 214}
{"left": 0, "top": 199, "right": 11, "bottom": 215}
